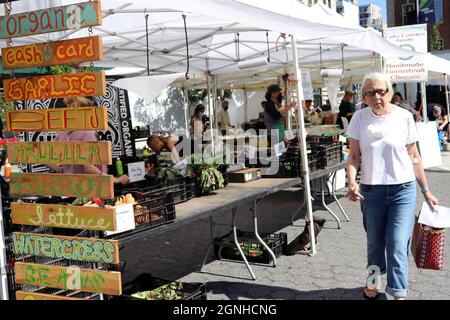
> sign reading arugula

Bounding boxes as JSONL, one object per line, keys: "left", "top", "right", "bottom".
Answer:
{"left": 2, "top": 36, "right": 103, "bottom": 69}
{"left": 16, "top": 291, "right": 84, "bottom": 300}
{"left": 12, "top": 232, "right": 120, "bottom": 264}
{"left": 15, "top": 262, "right": 122, "bottom": 296}
{"left": 10, "top": 173, "right": 114, "bottom": 199}
{"left": 0, "top": 1, "right": 102, "bottom": 39}
{"left": 11, "top": 202, "right": 117, "bottom": 231}
{"left": 6, "top": 107, "right": 108, "bottom": 132}
{"left": 3, "top": 71, "right": 106, "bottom": 101}
{"left": 8, "top": 141, "right": 112, "bottom": 165}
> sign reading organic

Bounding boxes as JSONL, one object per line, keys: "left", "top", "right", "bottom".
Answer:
{"left": 16, "top": 291, "right": 84, "bottom": 300}
{"left": 3, "top": 71, "right": 106, "bottom": 101}
{"left": 8, "top": 141, "right": 112, "bottom": 165}
{"left": 6, "top": 107, "right": 108, "bottom": 132}
{"left": 15, "top": 262, "right": 122, "bottom": 296}
{"left": 11, "top": 202, "right": 117, "bottom": 231}
{"left": 12, "top": 232, "right": 120, "bottom": 264}
{"left": 0, "top": 1, "right": 102, "bottom": 39}
{"left": 2, "top": 36, "right": 103, "bottom": 69}
{"left": 10, "top": 173, "right": 114, "bottom": 199}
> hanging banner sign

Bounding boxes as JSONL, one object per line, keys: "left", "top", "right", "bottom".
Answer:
{"left": 12, "top": 232, "right": 120, "bottom": 264}
{"left": 0, "top": 1, "right": 102, "bottom": 39}
{"left": 3, "top": 71, "right": 106, "bottom": 101}
{"left": 2, "top": 36, "right": 103, "bottom": 70}
{"left": 6, "top": 107, "right": 108, "bottom": 132}
{"left": 11, "top": 202, "right": 117, "bottom": 231}
{"left": 10, "top": 173, "right": 114, "bottom": 199}
{"left": 15, "top": 262, "right": 122, "bottom": 296}
{"left": 384, "top": 24, "right": 428, "bottom": 83}
{"left": 8, "top": 141, "right": 112, "bottom": 165}
{"left": 16, "top": 291, "right": 84, "bottom": 300}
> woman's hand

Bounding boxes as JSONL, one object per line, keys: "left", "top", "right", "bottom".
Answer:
{"left": 114, "top": 175, "right": 130, "bottom": 185}
{"left": 424, "top": 191, "right": 439, "bottom": 212}
{"left": 347, "top": 182, "right": 364, "bottom": 202}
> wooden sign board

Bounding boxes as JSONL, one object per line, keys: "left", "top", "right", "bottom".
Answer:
{"left": 12, "top": 232, "right": 120, "bottom": 264}
{"left": 3, "top": 71, "right": 106, "bottom": 101}
{"left": 2, "top": 36, "right": 103, "bottom": 70}
{"left": 10, "top": 173, "right": 114, "bottom": 199}
{"left": 6, "top": 107, "right": 108, "bottom": 132}
{"left": 16, "top": 291, "right": 85, "bottom": 300}
{"left": 0, "top": 1, "right": 102, "bottom": 39}
{"left": 11, "top": 202, "right": 117, "bottom": 231}
{"left": 8, "top": 141, "right": 112, "bottom": 165}
{"left": 15, "top": 262, "right": 122, "bottom": 296}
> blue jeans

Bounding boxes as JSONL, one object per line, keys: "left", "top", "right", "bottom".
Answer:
{"left": 360, "top": 181, "right": 417, "bottom": 298}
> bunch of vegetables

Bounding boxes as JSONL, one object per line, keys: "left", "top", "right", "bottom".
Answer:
{"left": 148, "top": 167, "right": 183, "bottom": 185}
{"left": 114, "top": 194, "right": 136, "bottom": 206}
{"left": 131, "top": 282, "right": 184, "bottom": 300}
{"left": 187, "top": 153, "right": 228, "bottom": 195}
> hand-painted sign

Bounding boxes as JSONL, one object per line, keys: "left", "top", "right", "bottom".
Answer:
{"left": 10, "top": 173, "right": 114, "bottom": 199}
{"left": 12, "top": 232, "right": 120, "bottom": 264}
{"left": 8, "top": 141, "right": 112, "bottom": 165}
{"left": 11, "top": 202, "right": 117, "bottom": 231}
{"left": 15, "top": 262, "right": 122, "bottom": 296}
{"left": 6, "top": 107, "right": 108, "bottom": 132}
{"left": 2, "top": 36, "right": 103, "bottom": 69}
{"left": 16, "top": 291, "right": 85, "bottom": 300}
{"left": 3, "top": 71, "right": 106, "bottom": 101}
{"left": 0, "top": 1, "right": 102, "bottom": 39}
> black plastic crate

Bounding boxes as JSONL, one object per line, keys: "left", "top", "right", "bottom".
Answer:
{"left": 118, "top": 273, "right": 207, "bottom": 300}
{"left": 133, "top": 192, "right": 176, "bottom": 228}
{"left": 312, "top": 142, "right": 342, "bottom": 168}
{"left": 213, "top": 230, "right": 287, "bottom": 264}
{"left": 261, "top": 154, "right": 319, "bottom": 178}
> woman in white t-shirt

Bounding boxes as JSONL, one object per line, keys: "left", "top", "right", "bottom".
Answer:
{"left": 346, "top": 72, "right": 439, "bottom": 300}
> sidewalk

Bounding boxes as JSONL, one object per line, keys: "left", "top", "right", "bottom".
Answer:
{"left": 121, "top": 168, "right": 450, "bottom": 300}
{"left": 426, "top": 150, "right": 450, "bottom": 172}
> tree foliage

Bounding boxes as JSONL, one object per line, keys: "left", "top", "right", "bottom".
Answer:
{"left": 431, "top": 23, "right": 443, "bottom": 51}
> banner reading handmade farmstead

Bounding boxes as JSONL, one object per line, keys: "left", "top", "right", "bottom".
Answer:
{"left": 383, "top": 24, "right": 428, "bottom": 83}
{"left": 1, "top": 36, "right": 103, "bottom": 69}
{"left": 3, "top": 71, "right": 106, "bottom": 101}
{"left": 0, "top": 1, "right": 102, "bottom": 39}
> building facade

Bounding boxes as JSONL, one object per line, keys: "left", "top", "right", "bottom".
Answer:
{"left": 359, "top": 4, "right": 383, "bottom": 31}
{"left": 336, "top": 0, "right": 360, "bottom": 27}
{"left": 387, "top": 0, "right": 449, "bottom": 51}
{"left": 303, "top": 0, "right": 337, "bottom": 11}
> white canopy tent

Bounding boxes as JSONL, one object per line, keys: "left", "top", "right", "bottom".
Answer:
{"left": 1, "top": 0, "right": 446, "bottom": 259}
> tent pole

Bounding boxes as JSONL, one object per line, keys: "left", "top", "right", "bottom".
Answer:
{"left": 445, "top": 74, "right": 450, "bottom": 142}
{"left": 205, "top": 59, "right": 215, "bottom": 155}
{"left": 182, "top": 88, "right": 190, "bottom": 138}
{"left": 421, "top": 82, "right": 427, "bottom": 122}
{"left": 291, "top": 34, "right": 316, "bottom": 256}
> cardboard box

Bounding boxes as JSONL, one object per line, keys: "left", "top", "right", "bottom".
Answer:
{"left": 228, "top": 168, "right": 262, "bottom": 183}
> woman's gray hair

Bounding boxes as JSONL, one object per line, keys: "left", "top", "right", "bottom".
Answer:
{"left": 360, "top": 72, "right": 394, "bottom": 100}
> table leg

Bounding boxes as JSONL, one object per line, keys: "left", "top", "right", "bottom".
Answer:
{"left": 199, "top": 216, "right": 214, "bottom": 271}
{"left": 331, "top": 171, "right": 350, "bottom": 222}
{"left": 321, "top": 176, "right": 341, "bottom": 229}
{"left": 232, "top": 207, "right": 256, "bottom": 280}
{"left": 252, "top": 200, "right": 277, "bottom": 267}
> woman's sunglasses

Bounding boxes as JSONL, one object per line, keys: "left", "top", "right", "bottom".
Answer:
{"left": 364, "top": 89, "right": 389, "bottom": 97}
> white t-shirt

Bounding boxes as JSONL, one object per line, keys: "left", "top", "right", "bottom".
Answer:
{"left": 346, "top": 106, "right": 418, "bottom": 185}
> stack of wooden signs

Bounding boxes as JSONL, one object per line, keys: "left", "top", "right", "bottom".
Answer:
{"left": 2, "top": 1, "right": 124, "bottom": 300}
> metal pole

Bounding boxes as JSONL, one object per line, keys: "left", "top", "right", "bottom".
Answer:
{"left": 445, "top": 74, "right": 450, "bottom": 142}
{"left": 421, "top": 82, "right": 427, "bottom": 122}
{"left": 205, "top": 60, "right": 215, "bottom": 154}
{"left": 182, "top": 88, "right": 190, "bottom": 138}
{"left": 291, "top": 35, "right": 316, "bottom": 256}
{"left": 0, "top": 189, "right": 9, "bottom": 300}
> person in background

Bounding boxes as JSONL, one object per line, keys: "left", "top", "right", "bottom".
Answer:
{"left": 346, "top": 72, "right": 438, "bottom": 300}
{"left": 391, "top": 92, "right": 419, "bottom": 120}
{"left": 216, "top": 100, "right": 232, "bottom": 134}
{"left": 147, "top": 134, "right": 180, "bottom": 164}
{"left": 430, "top": 105, "right": 449, "bottom": 133}
{"left": 337, "top": 91, "right": 355, "bottom": 129}
{"left": 191, "top": 104, "right": 210, "bottom": 140}
{"left": 263, "top": 84, "right": 295, "bottom": 142}
{"left": 48, "top": 97, "right": 130, "bottom": 185}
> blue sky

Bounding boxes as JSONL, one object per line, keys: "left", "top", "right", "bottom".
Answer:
{"left": 358, "top": 0, "right": 387, "bottom": 22}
